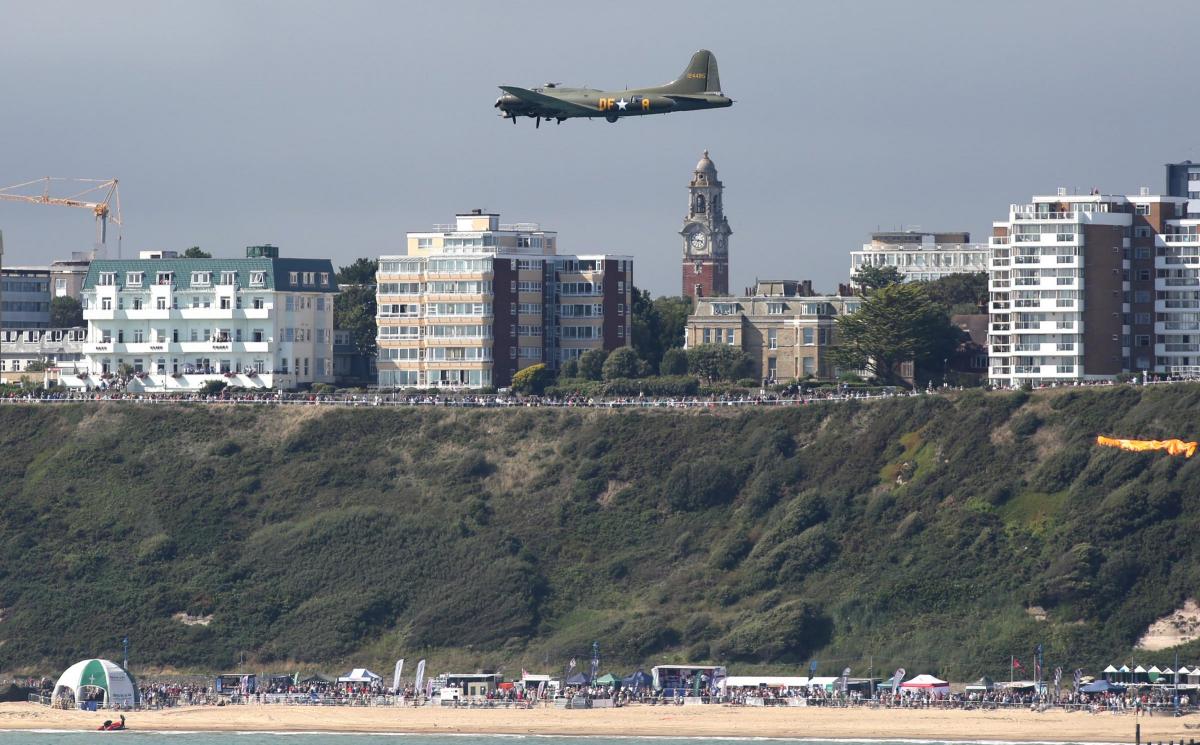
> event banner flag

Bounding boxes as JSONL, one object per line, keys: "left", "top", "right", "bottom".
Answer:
{"left": 392, "top": 659, "right": 404, "bottom": 691}
{"left": 414, "top": 659, "right": 426, "bottom": 697}
{"left": 839, "top": 667, "right": 851, "bottom": 694}
{"left": 891, "top": 668, "right": 905, "bottom": 692}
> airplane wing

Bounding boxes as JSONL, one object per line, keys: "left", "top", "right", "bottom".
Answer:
{"left": 499, "top": 86, "right": 596, "bottom": 116}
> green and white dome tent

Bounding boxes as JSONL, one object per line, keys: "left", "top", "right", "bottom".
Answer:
{"left": 52, "top": 659, "right": 137, "bottom": 709}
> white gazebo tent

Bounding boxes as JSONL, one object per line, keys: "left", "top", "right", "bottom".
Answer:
{"left": 337, "top": 668, "right": 382, "bottom": 684}
{"left": 53, "top": 659, "right": 137, "bottom": 709}
{"left": 900, "top": 674, "right": 951, "bottom": 695}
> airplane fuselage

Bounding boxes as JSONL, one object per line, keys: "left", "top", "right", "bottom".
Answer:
{"left": 495, "top": 85, "right": 732, "bottom": 123}
{"left": 495, "top": 49, "right": 731, "bottom": 126}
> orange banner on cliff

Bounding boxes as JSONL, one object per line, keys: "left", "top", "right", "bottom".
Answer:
{"left": 1096, "top": 435, "right": 1198, "bottom": 458}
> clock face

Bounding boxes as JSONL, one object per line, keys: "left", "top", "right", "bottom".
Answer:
{"left": 689, "top": 232, "right": 707, "bottom": 252}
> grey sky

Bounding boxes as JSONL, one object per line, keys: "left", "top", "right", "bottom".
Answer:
{"left": 2, "top": 0, "right": 1198, "bottom": 297}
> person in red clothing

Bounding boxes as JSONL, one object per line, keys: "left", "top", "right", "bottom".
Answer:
{"left": 97, "top": 714, "right": 126, "bottom": 730}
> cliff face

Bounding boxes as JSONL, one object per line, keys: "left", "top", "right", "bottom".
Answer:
{"left": 2, "top": 387, "right": 1199, "bottom": 677}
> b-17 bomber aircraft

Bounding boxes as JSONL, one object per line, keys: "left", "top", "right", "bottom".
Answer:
{"left": 495, "top": 49, "right": 732, "bottom": 127}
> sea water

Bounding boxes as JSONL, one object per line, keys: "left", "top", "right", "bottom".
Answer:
{"left": 0, "top": 736, "right": 1102, "bottom": 745}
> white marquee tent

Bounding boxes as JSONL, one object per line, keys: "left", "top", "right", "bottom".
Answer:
{"left": 900, "top": 674, "right": 950, "bottom": 695}
{"left": 337, "top": 668, "right": 382, "bottom": 684}
{"left": 53, "top": 659, "right": 137, "bottom": 709}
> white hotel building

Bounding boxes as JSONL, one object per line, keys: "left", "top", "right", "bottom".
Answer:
{"left": 849, "top": 230, "right": 988, "bottom": 284}
{"left": 988, "top": 189, "right": 1197, "bottom": 386}
{"left": 377, "top": 211, "right": 633, "bottom": 390}
{"left": 65, "top": 246, "right": 337, "bottom": 391}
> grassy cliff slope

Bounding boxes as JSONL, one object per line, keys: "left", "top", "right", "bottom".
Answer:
{"left": 2, "top": 386, "right": 1200, "bottom": 679}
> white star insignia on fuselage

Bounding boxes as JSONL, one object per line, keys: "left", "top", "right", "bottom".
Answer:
{"left": 616, "top": 98, "right": 628, "bottom": 110}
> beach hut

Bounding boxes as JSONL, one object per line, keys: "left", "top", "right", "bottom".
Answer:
{"left": 900, "top": 674, "right": 950, "bottom": 695}
{"left": 1119, "top": 665, "right": 1131, "bottom": 684}
{"left": 1102, "top": 664, "right": 1118, "bottom": 682}
{"left": 1133, "top": 665, "right": 1148, "bottom": 685}
{"left": 52, "top": 659, "right": 137, "bottom": 710}
{"left": 1148, "top": 665, "right": 1162, "bottom": 683}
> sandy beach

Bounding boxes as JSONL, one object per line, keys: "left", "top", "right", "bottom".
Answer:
{"left": 0, "top": 701, "right": 1192, "bottom": 742}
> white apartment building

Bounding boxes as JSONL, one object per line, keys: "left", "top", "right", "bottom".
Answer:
{"left": 988, "top": 189, "right": 1190, "bottom": 387}
{"left": 850, "top": 230, "right": 988, "bottom": 284}
{"left": 377, "top": 210, "right": 633, "bottom": 390}
{"left": 65, "top": 246, "right": 337, "bottom": 391}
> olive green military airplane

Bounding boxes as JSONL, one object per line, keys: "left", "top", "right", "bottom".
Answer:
{"left": 495, "top": 49, "right": 732, "bottom": 127}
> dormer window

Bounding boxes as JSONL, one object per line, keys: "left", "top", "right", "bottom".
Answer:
{"left": 156, "top": 271, "right": 173, "bottom": 285}
{"left": 767, "top": 302, "right": 786, "bottom": 315}
{"left": 126, "top": 272, "right": 144, "bottom": 287}
{"left": 250, "top": 271, "right": 266, "bottom": 287}
{"left": 191, "top": 271, "right": 211, "bottom": 286}
{"left": 289, "top": 271, "right": 299, "bottom": 285}
{"left": 320, "top": 272, "right": 330, "bottom": 287}
{"left": 303, "top": 271, "right": 315, "bottom": 285}
{"left": 219, "top": 271, "right": 237, "bottom": 285}
{"left": 97, "top": 272, "right": 117, "bottom": 286}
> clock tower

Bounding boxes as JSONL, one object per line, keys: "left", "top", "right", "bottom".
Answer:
{"left": 680, "top": 150, "right": 731, "bottom": 299}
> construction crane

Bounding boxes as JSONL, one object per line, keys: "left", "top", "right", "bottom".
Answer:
{"left": 0, "top": 177, "right": 122, "bottom": 256}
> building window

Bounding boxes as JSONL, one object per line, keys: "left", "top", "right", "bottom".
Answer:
{"left": 320, "top": 272, "right": 330, "bottom": 287}
{"left": 803, "top": 327, "right": 814, "bottom": 345}
{"left": 1136, "top": 334, "right": 1150, "bottom": 347}
{"left": 191, "top": 271, "right": 211, "bottom": 286}
{"left": 802, "top": 357, "right": 815, "bottom": 376}
{"left": 126, "top": 272, "right": 144, "bottom": 287}
{"left": 303, "top": 272, "right": 315, "bottom": 285}
{"left": 98, "top": 272, "right": 116, "bottom": 286}
{"left": 250, "top": 271, "right": 266, "bottom": 287}
{"left": 768, "top": 328, "right": 778, "bottom": 349}
{"left": 703, "top": 328, "right": 711, "bottom": 344}
{"left": 725, "top": 328, "right": 735, "bottom": 345}
{"left": 1134, "top": 290, "right": 1151, "bottom": 303}
{"left": 1135, "top": 246, "right": 1150, "bottom": 259}
{"left": 219, "top": 271, "right": 237, "bottom": 285}
{"left": 101, "top": 297, "right": 112, "bottom": 310}
{"left": 289, "top": 271, "right": 299, "bottom": 285}
{"left": 156, "top": 272, "right": 173, "bottom": 285}
{"left": 157, "top": 297, "right": 167, "bottom": 310}
{"left": 767, "top": 302, "right": 785, "bottom": 315}
{"left": 1135, "top": 204, "right": 1151, "bottom": 216}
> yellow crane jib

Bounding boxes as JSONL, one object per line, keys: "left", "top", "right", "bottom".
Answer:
{"left": 1095, "top": 435, "right": 1198, "bottom": 458}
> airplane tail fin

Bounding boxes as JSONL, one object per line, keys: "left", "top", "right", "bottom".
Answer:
{"left": 656, "top": 50, "right": 721, "bottom": 94}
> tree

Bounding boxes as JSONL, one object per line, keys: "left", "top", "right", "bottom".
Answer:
{"left": 182, "top": 247, "right": 212, "bottom": 258}
{"left": 832, "top": 282, "right": 960, "bottom": 386}
{"left": 631, "top": 288, "right": 693, "bottom": 373}
{"left": 919, "top": 272, "right": 988, "bottom": 314}
{"left": 336, "top": 258, "right": 379, "bottom": 287}
{"left": 686, "top": 344, "right": 753, "bottom": 381}
{"left": 511, "top": 363, "right": 554, "bottom": 395}
{"left": 559, "top": 358, "right": 579, "bottom": 378}
{"left": 334, "top": 285, "right": 377, "bottom": 357}
{"left": 577, "top": 349, "right": 609, "bottom": 381}
{"left": 602, "top": 347, "right": 645, "bottom": 380}
{"left": 851, "top": 265, "right": 904, "bottom": 293}
{"left": 50, "top": 296, "right": 83, "bottom": 327}
{"left": 660, "top": 348, "right": 689, "bottom": 376}
{"left": 23, "top": 359, "right": 48, "bottom": 372}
